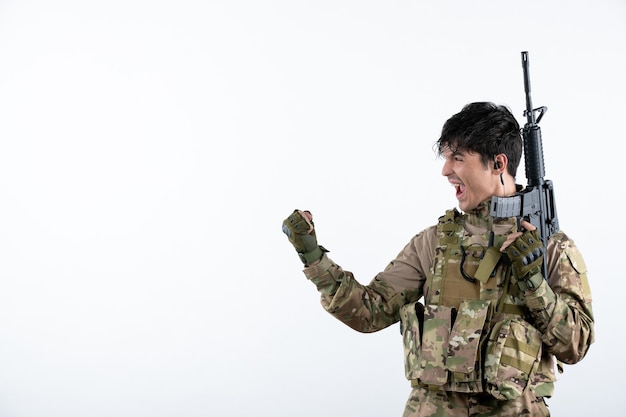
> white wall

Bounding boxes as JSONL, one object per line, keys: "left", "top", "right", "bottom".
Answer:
{"left": 0, "top": 1, "right": 622, "bottom": 416}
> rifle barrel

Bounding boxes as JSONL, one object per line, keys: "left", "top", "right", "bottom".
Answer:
{"left": 522, "top": 51, "right": 536, "bottom": 125}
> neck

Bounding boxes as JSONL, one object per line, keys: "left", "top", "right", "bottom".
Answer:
{"left": 499, "top": 174, "right": 518, "bottom": 197}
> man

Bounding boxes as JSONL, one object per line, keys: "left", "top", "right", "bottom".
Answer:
{"left": 282, "top": 102, "right": 594, "bottom": 417}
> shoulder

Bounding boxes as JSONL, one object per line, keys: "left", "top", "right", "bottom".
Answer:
{"left": 409, "top": 224, "right": 438, "bottom": 245}
{"left": 546, "top": 230, "right": 592, "bottom": 300}
{"left": 401, "top": 208, "right": 459, "bottom": 260}
{"left": 547, "top": 230, "right": 583, "bottom": 260}
{"left": 548, "top": 230, "right": 587, "bottom": 269}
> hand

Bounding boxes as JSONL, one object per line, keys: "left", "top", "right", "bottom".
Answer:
{"left": 501, "top": 220, "right": 544, "bottom": 279}
{"left": 282, "top": 210, "right": 325, "bottom": 264}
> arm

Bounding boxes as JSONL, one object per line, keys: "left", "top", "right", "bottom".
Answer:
{"left": 303, "top": 254, "right": 411, "bottom": 333}
{"left": 307, "top": 228, "right": 435, "bottom": 333}
{"left": 282, "top": 210, "right": 434, "bottom": 333}
{"left": 501, "top": 219, "right": 594, "bottom": 364}
{"left": 524, "top": 232, "right": 595, "bottom": 364}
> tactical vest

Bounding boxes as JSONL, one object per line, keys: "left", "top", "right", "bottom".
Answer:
{"left": 400, "top": 209, "right": 550, "bottom": 399}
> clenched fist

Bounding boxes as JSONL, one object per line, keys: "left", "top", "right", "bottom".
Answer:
{"left": 282, "top": 210, "right": 326, "bottom": 265}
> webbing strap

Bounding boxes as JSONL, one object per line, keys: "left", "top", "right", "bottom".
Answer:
{"left": 501, "top": 303, "right": 527, "bottom": 316}
{"left": 500, "top": 336, "right": 541, "bottom": 375}
{"left": 411, "top": 379, "right": 442, "bottom": 390}
{"left": 504, "top": 337, "right": 539, "bottom": 357}
{"left": 440, "top": 222, "right": 458, "bottom": 232}
{"left": 474, "top": 246, "right": 502, "bottom": 283}
{"left": 440, "top": 217, "right": 459, "bottom": 244}
{"left": 500, "top": 354, "right": 533, "bottom": 375}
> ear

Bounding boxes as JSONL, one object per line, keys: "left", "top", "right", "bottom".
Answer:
{"left": 493, "top": 154, "right": 508, "bottom": 173}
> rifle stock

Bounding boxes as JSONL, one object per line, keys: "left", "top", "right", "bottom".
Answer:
{"left": 490, "top": 51, "right": 559, "bottom": 279}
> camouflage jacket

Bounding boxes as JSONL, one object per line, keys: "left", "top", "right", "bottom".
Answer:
{"left": 303, "top": 199, "right": 594, "bottom": 398}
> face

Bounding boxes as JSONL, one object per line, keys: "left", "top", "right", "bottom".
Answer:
{"left": 441, "top": 146, "right": 501, "bottom": 212}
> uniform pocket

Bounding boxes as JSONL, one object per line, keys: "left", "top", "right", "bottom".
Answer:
{"left": 400, "top": 302, "right": 424, "bottom": 381}
{"left": 565, "top": 245, "right": 592, "bottom": 300}
{"left": 447, "top": 299, "right": 490, "bottom": 376}
{"left": 484, "top": 318, "right": 542, "bottom": 400}
{"left": 399, "top": 303, "right": 454, "bottom": 385}
{"left": 420, "top": 304, "right": 454, "bottom": 385}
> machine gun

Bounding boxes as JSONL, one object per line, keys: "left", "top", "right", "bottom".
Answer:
{"left": 490, "top": 51, "right": 559, "bottom": 279}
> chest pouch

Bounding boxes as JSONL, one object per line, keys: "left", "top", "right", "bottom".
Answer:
{"left": 400, "top": 300, "right": 491, "bottom": 388}
{"left": 484, "top": 317, "right": 543, "bottom": 400}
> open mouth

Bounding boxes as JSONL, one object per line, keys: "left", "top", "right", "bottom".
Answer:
{"left": 454, "top": 184, "right": 466, "bottom": 199}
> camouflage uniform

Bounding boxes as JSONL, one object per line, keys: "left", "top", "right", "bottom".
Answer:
{"left": 302, "top": 199, "right": 594, "bottom": 417}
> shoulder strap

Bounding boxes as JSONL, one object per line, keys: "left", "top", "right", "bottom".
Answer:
{"left": 438, "top": 209, "right": 461, "bottom": 244}
{"left": 428, "top": 209, "right": 464, "bottom": 305}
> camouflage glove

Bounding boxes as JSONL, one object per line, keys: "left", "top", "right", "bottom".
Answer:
{"left": 282, "top": 210, "right": 327, "bottom": 265}
{"left": 504, "top": 229, "right": 545, "bottom": 291}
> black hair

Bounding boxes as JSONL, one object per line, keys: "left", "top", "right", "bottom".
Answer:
{"left": 435, "top": 102, "right": 522, "bottom": 177}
